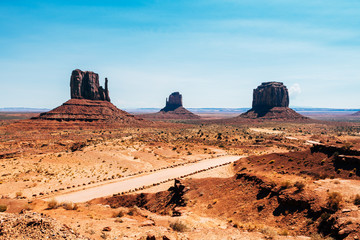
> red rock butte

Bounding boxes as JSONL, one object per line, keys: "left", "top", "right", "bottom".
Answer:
{"left": 139, "top": 92, "right": 200, "bottom": 120}
{"left": 240, "top": 82, "right": 307, "bottom": 120}
{"left": 34, "top": 69, "right": 144, "bottom": 124}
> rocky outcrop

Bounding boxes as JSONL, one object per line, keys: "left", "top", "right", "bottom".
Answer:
{"left": 139, "top": 92, "right": 200, "bottom": 120}
{"left": 252, "top": 82, "right": 289, "bottom": 109}
{"left": 70, "top": 69, "right": 110, "bottom": 101}
{"left": 36, "top": 99, "right": 143, "bottom": 123}
{"left": 0, "top": 211, "right": 88, "bottom": 239}
{"left": 34, "top": 69, "right": 146, "bottom": 124}
{"left": 240, "top": 82, "right": 306, "bottom": 120}
{"left": 161, "top": 92, "right": 182, "bottom": 112}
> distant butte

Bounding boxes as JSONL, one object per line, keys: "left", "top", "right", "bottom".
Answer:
{"left": 239, "top": 82, "right": 307, "bottom": 120}
{"left": 34, "top": 69, "right": 144, "bottom": 124}
{"left": 139, "top": 92, "right": 200, "bottom": 120}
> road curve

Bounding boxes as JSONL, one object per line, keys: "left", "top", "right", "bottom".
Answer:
{"left": 52, "top": 155, "right": 242, "bottom": 203}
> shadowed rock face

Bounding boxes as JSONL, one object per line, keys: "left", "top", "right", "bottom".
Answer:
{"left": 139, "top": 92, "right": 200, "bottom": 119}
{"left": 239, "top": 82, "right": 306, "bottom": 120}
{"left": 70, "top": 69, "right": 110, "bottom": 102}
{"left": 252, "top": 82, "right": 289, "bottom": 109}
{"left": 161, "top": 92, "right": 182, "bottom": 112}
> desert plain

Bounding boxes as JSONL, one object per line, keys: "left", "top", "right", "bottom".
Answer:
{"left": 0, "top": 111, "right": 360, "bottom": 240}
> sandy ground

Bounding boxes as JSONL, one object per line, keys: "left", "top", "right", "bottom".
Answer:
{"left": 51, "top": 155, "right": 242, "bottom": 203}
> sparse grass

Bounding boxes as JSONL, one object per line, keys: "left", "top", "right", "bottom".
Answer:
{"left": 170, "top": 220, "right": 188, "bottom": 232}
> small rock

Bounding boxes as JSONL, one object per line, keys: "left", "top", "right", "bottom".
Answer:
{"left": 102, "top": 226, "right": 111, "bottom": 232}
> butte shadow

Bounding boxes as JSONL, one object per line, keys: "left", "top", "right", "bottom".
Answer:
{"left": 139, "top": 92, "right": 200, "bottom": 120}
{"left": 33, "top": 69, "right": 145, "bottom": 124}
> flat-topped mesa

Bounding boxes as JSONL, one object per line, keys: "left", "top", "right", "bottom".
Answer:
{"left": 239, "top": 81, "right": 307, "bottom": 120}
{"left": 70, "top": 69, "right": 110, "bottom": 102}
{"left": 161, "top": 92, "right": 183, "bottom": 112}
{"left": 252, "top": 82, "right": 289, "bottom": 109}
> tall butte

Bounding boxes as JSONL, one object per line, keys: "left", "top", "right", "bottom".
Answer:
{"left": 139, "top": 92, "right": 200, "bottom": 119}
{"left": 240, "top": 82, "right": 306, "bottom": 120}
{"left": 35, "top": 69, "right": 143, "bottom": 123}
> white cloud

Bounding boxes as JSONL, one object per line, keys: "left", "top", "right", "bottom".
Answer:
{"left": 289, "top": 83, "right": 301, "bottom": 98}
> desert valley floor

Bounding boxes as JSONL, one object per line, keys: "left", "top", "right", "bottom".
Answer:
{"left": 0, "top": 114, "right": 360, "bottom": 239}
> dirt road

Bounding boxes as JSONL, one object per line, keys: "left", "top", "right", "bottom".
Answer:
{"left": 51, "top": 155, "right": 242, "bottom": 203}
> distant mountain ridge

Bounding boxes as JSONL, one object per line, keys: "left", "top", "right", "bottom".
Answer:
{"left": 127, "top": 107, "right": 360, "bottom": 114}
{"left": 0, "top": 108, "right": 50, "bottom": 112}
{"left": 1, "top": 107, "right": 360, "bottom": 114}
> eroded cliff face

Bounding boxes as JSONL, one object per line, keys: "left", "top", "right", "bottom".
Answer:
{"left": 252, "top": 82, "right": 289, "bottom": 109}
{"left": 161, "top": 92, "right": 183, "bottom": 112}
{"left": 239, "top": 82, "right": 306, "bottom": 120}
{"left": 70, "top": 69, "right": 110, "bottom": 102}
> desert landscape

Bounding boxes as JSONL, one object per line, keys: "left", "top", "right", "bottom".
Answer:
{"left": 1, "top": 1, "right": 360, "bottom": 240}
{"left": 0, "top": 69, "right": 360, "bottom": 240}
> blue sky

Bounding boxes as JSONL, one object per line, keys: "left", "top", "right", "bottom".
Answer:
{"left": 1, "top": 0, "right": 360, "bottom": 108}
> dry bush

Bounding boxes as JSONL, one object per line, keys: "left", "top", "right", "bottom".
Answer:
{"left": 0, "top": 205, "right": 7, "bottom": 212}
{"left": 15, "top": 192, "right": 23, "bottom": 198}
{"left": 47, "top": 199, "right": 59, "bottom": 209}
{"left": 112, "top": 210, "right": 124, "bottom": 218}
{"left": 327, "top": 192, "right": 342, "bottom": 211}
{"left": 354, "top": 194, "right": 360, "bottom": 206}
{"left": 294, "top": 181, "right": 305, "bottom": 192}
{"left": 280, "top": 180, "right": 292, "bottom": 189}
{"left": 62, "top": 202, "right": 78, "bottom": 210}
{"left": 260, "top": 226, "right": 277, "bottom": 239}
{"left": 170, "top": 221, "right": 188, "bottom": 232}
{"left": 127, "top": 207, "right": 139, "bottom": 216}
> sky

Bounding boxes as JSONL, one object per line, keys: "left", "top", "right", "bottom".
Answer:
{"left": 0, "top": 0, "right": 360, "bottom": 109}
